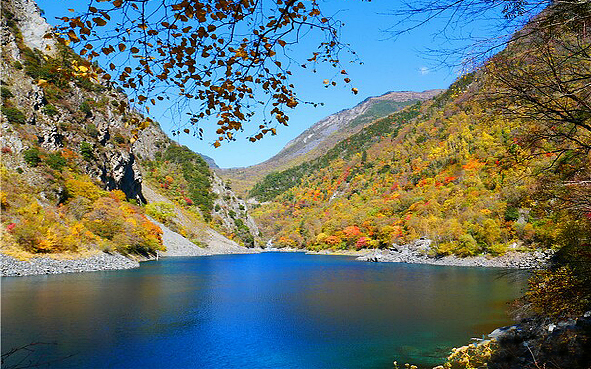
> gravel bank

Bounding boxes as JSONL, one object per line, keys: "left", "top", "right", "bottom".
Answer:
{"left": 151, "top": 218, "right": 262, "bottom": 257}
{"left": 356, "top": 245, "right": 553, "bottom": 269}
{"left": 0, "top": 252, "right": 139, "bottom": 277}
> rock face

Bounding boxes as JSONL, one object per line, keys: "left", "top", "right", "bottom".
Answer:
{"left": 7, "top": 0, "right": 56, "bottom": 54}
{"left": 0, "top": 0, "right": 153, "bottom": 203}
{"left": 211, "top": 173, "right": 259, "bottom": 246}
{"left": 101, "top": 150, "right": 145, "bottom": 203}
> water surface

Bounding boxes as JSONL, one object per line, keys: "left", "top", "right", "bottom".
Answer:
{"left": 1, "top": 252, "right": 527, "bottom": 368}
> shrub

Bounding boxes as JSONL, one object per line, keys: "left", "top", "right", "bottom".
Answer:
{"left": 80, "top": 101, "right": 92, "bottom": 116}
{"left": 23, "top": 148, "right": 41, "bottom": 167}
{"left": 456, "top": 234, "right": 479, "bottom": 257}
{"left": 83, "top": 198, "right": 125, "bottom": 240}
{"left": 86, "top": 123, "right": 99, "bottom": 138}
{"left": 1, "top": 86, "right": 14, "bottom": 99}
{"left": 79, "top": 142, "right": 94, "bottom": 161}
{"left": 113, "top": 134, "right": 126, "bottom": 144}
{"left": 22, "top": 48, "right": 65, "bottom": 87}
{"left": 45, "top": 152, "right": 67, "bottom": 171}
{"left": 42, "top": 104, "right": 58, "bottom": 116}
{"left": 1, "top": 106, "right": 26, "bottom": 124}
{"left": 443, "top": 339, "right": 498, "bottom": 369}
{"left": 145, "top": 202, "right": 175, "bottom": 223}
{"left": 504, "top": 206, "right": 519, "bottom": 221}
{"left": 65, "top": 177, "right": 104, "bottom": 202}
{"left": 13, "top": 61, "right": 22, "bottom": 70}
{"left": 43, "top": 84, "right": 63, "bottom": 102}
{"left": 526, "top": 266, "right": 590, "bottom": 318}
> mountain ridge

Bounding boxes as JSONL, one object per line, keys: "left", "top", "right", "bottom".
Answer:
{"left": 219, "top": 89, "right": 443, "bottom": 195}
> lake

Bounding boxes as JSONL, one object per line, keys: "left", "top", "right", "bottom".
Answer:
{"left": 1, "top": 252, "right": 527, "bottom": 368}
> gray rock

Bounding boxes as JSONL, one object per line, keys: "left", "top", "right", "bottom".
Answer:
{"left": 0, "top": 253, "right": 139, "bottom": 277}
{"left": 356, "top": 239, "right": 553, "bottom": 269}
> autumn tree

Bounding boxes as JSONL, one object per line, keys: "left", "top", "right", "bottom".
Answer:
{"left": 50, "top": 0, "right": 358, "bottom": 146}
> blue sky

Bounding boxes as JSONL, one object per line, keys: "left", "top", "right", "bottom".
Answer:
{"left": 36, "top": 1, "right": 493, "bottom": 168}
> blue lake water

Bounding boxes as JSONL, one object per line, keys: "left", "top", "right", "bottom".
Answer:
{"left": 1, "top": 252, "right": 527, "bottom": 368}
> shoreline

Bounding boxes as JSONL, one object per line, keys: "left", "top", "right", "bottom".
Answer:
{"left": 356, "top": 248, "right": 553, "bottom": 269}
{"left": 1, "top": 244, "right": 552, "bottom": 278}
{"left": 0, "top": 252, "right": 140, "bottom": 277}
{"left": 265, "top": 245, "right": 552, "bottom": 269}
{"left": 1, "top": 220, "right": 261, "bottom": 277}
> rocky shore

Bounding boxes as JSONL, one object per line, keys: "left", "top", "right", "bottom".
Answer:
{"left": 0, "top": 252, "right": 140, "bottom": 277}
{"left": 438, "top": 312, "right": 591, "bottom": 369}
{"left": 1, "top": 220, "right": 261, "bottom": 277}
{"left": 356, "top": 239, "right": 553, "bottom": 269}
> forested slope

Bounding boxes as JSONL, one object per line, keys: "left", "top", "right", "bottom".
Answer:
{"left": 251, "top": 16, "right": 590, "bottom": 262}
{"left": 220, "top": 90, "right": 441, "bottom": 196}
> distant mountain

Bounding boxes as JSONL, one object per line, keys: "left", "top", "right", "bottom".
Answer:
{"left": 220, "top": 90, "right": 443, "bottom": 195}
{"left": 199, "top": 153, "right": 219, "bottom": 169}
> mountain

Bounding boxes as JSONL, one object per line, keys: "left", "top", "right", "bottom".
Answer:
{"left": 219, "top": 89, "right": 442, "bottom": 195}
{"left": 249, "top": 15, "right": 590, "bottom": 258}
{"left": 0, "top": 0, "right": 258, "bottom": 266}
{"left": 199, "top": 153, "right": 220, "bottom": 169}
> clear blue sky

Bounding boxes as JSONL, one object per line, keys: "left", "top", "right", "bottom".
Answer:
{"left": 36, "top": 1, "right": 495, "bottom": 168}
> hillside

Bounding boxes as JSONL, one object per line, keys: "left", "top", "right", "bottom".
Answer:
{"left": 219, "top": 89, "right": 442, "bottom": 195}
{"left": 0, "top": 0, "right": 258, "bottom": 270}
{"left": 249, "top": 14, "right": 590, "bottom": 261}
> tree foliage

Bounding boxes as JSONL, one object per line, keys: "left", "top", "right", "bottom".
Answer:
{"left": 51, "top": 0, "right": 358, "bottom": 145}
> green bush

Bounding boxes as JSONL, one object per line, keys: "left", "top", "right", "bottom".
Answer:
{"left": 1, "top": 106, "right": 26, "bottom": 124}
{"left": 43, "top": 84, "right": 63, "bottom": 102}
{"left": 80, "top": 101, "right": 92, "bottom": 116}
{"left": 162, "top": 144, "right": 214, "bottom": 220}
{"left": 75, "top": 77, "right": 105, "bottom": 92}
{"left": 86, "top": 123, "right": 99, "bottom": 138}
{"left": 145, "top": 202, "right": 175, "bottom": 223}
{"left": 45, "top": 152, "right": 67, "bottom": 171}
{"left": 22, "top": 48, "right": 65, "bottom": 87}
{"left": 23, "top": 148, "right": 41, "bottom": 167}
{"left": 80, "top": 142, "right": 94, "bottom": 161}
{"left": 42, "top": 104, "right": 58, "bottom": 116}
{"left": 1, "top": 86, "right": 14, "bottom": 99}
{"left": 504, "top": 206, "right": 519, "bottom": 221}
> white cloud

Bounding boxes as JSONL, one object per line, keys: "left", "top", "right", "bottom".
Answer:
{"left": 419, "top": 67, "right": 430, "bottom": 75}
